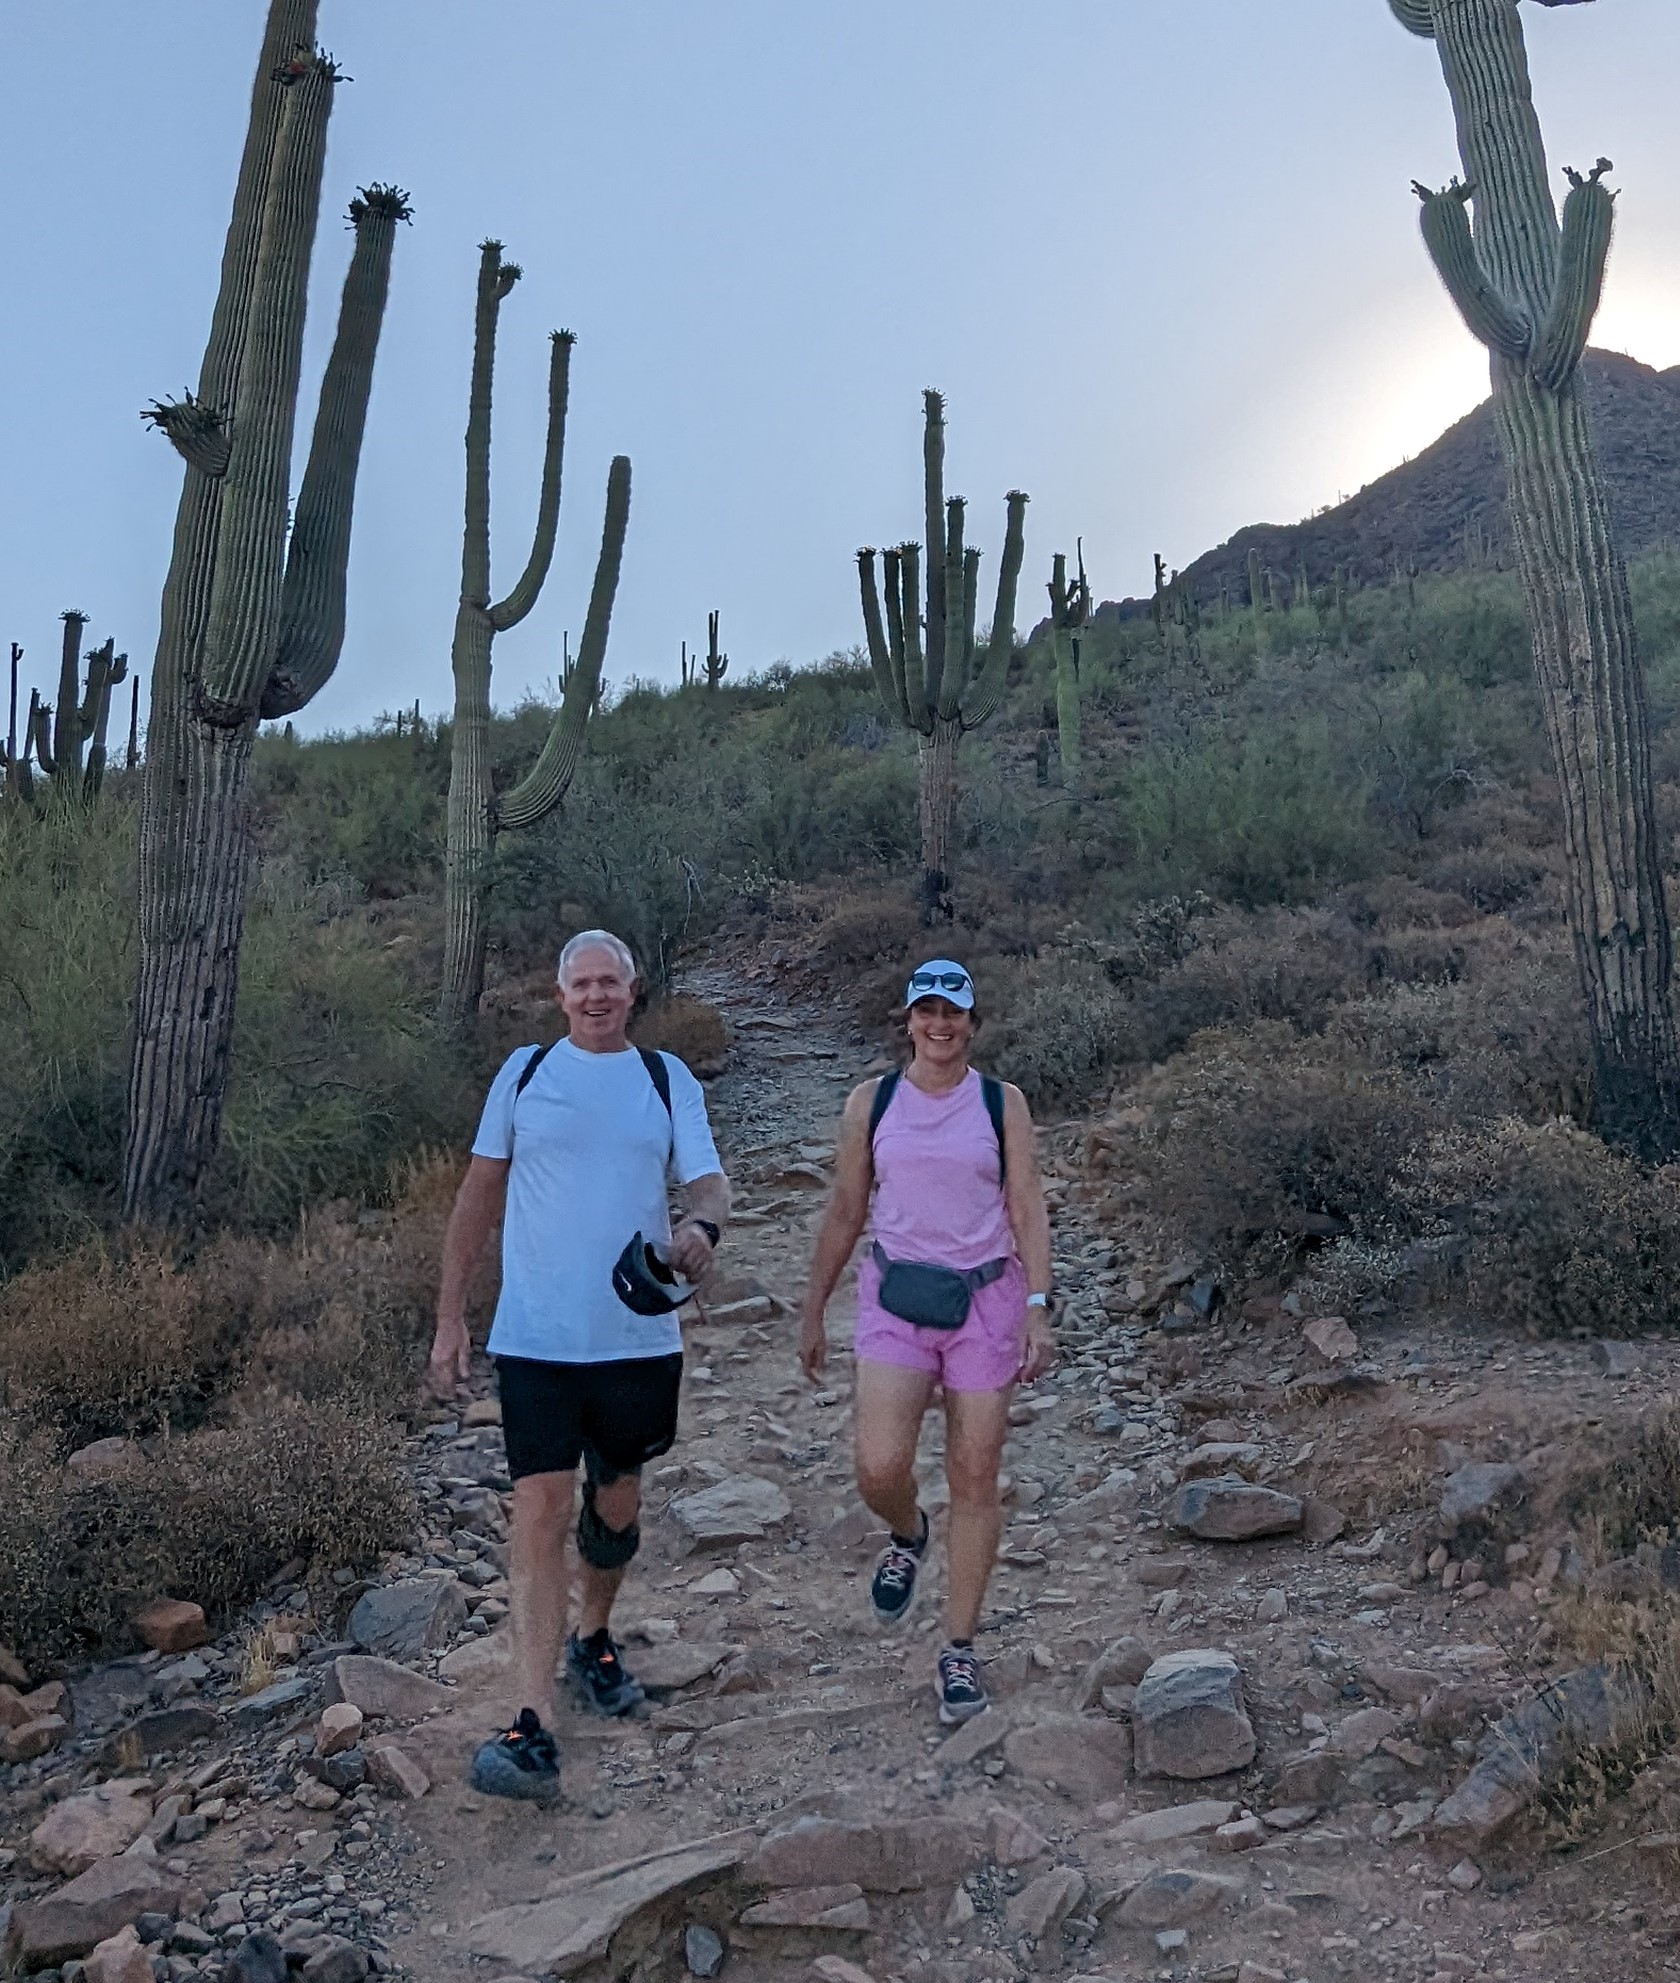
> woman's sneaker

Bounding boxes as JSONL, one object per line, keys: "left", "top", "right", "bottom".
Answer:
{"left": 567, "top": 1629, "right": 645, "bottom": 1716}
{"left": 470, "top": 1708, "right": 561, "bottom": 1801}
{"left": 936, "top": 1643, "right": 988, "bottom": 1725}
{"left": 869, "top": 1514, "right": 928, "bottom": 1627}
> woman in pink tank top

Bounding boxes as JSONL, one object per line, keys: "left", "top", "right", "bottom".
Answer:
{"left": 801, "top": 959, "right": 1054, "bottom": 1727}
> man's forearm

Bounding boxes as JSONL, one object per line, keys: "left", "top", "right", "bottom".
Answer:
{"left": 437, "top": 1185, "right": 502, "bottom": 1324}
{"left": 682, "top": 1171, "right": 733, "bottom": 1232}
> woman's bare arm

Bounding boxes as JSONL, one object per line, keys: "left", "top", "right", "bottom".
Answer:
{"left": 1001, "top": 1083, "right": 1056, "bottom": 1380}
{"left": 799, "top": 1080, "right": 879, "bottom": 1377}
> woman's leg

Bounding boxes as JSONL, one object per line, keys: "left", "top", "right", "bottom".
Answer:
{"left": 854, "top": 1357, "right": 936, "bottom": 1537}
{"left": 942, "top": 1386, "right": 1013, "bottom": 1642}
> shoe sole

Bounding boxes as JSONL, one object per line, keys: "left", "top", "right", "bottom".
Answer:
{"left": 470, "top": 1747, "right": 562, "bottom": 1804}
{"left": 938, "top": 1694, "right": 990, "bottom": 1727}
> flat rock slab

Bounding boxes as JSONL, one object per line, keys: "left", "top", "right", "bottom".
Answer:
{"left": 70, "top": 1662, "right": 152, "bottom": 1735}
{"left": 436, "top": 1633, "right": 510, "bottom": 1685}
{"left": 669, "top": 1476, "right": 791, "bottom": 1547}
{"left": 737, "top": 1885, "right": 870, "bottom": 1929}
{"left": 1005, "top": 1866, "right": 1087, "bottom": 1938}
{"left": 467, "top": 1828, "right": 755, "bottom": 1977}
{"left": 1003, "top": 1715, "right": 1132, "bottom": 1802}
{"left": 745, "top": 1815, "right": 984, "bottom": 1893}
{"left": 325, "top": 1657, "right": 452, "bottom": 1721}
{"left": 347, "top": 1577, "right": 468, "bottom": 1661}
{"left": 1115, "top": 1867, "right": 1241, "bottom": 1931}
{"left": 1108, "top": 1799, "right": 1237, "bottom": 1845}
{"left": 1133, "top": 1650, "right": 1256, "bottom": 1781}
{"left": 6, "top": 1858, "right": 183, "bottom": 1968}
{"left": 632, "top": 1642, "right": 740, "bottom": 1693}
{"left": 31, "top": 1781, "right": 154, "bottom": 1875}
{"left": 939, "top": 1709, "right": 1011, "bottom": 1767}
{"left": 1169, "top": 1476, "right": 1302, "bottom": 1542}
{"left": 99, "top": 1704, "right": 220, "bottom": 1768}
{"left": 1178, "top": 1444, "right": 1264, "bottom": 1482}
{"left": 228, "top": 1677, "right": 315, "bottom": 1728}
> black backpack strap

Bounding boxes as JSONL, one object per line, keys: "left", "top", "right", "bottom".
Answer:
{"left": 866, "top": 1069, "right": 903, "bottom": 1169}
{"left": 514, "top": 1041, "right": 555, "bottom": 1100}
{"left": 638, "top": 1047, "right": 673, "bottom": 1120}
{"left": 982, "top": 1074, "right": 1008, "bottom": 1185}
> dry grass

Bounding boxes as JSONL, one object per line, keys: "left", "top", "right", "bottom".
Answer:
{"left": 635, "top": 994, "right": 730, "bottom": 1077}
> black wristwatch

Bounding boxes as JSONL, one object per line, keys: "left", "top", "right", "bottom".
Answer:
{"left": 687, "top": 1219, "right": 721, "bottom": 1248}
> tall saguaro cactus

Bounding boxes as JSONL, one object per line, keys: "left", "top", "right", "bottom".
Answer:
{"left": 857, "top": 391, "right": 1027, "bottom": 922}
{"left": 439, "top": 240, "right": 631, "bottom": 1026}
{"left": 1391, "top": 0, "right": 1680, "bottom": 1156}
{"left": 124, "top": 0, "right": 407, "bottom": 1222}
{"left": 1047, "top": 543, "right": 1091, "bottom": 792}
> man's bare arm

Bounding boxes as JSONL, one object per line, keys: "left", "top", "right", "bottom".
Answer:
{"left": 428, "top": 1156, "right": 509, "bottom": 1398}
{"left": 671, "top": 1169, "right": 733, "bottom": 1280}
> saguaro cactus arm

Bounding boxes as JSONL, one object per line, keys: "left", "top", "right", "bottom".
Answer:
{"left": 858, "top": 548, "right": 900, "bottom": 715}
{"left": 958, "top": 489, "right": 1028, "bottom": 731}
{"left": 1415, "top": 180, "right": 1533, "bottom": 359}
{"left": 1532, "top": 160, "right": 1615, "bottom": 389}
{"left": 935, "top": 499, "right": 968, "bottom": 724}
{"left": 703, "top": 609, "right": 728, "bottom": 688}
{"left": 460, "top": 241, "right": 519, "bottom": 611}
{"left": 1389, "top": 0, "right": 1436, "bottom": 32}
{"left": 52, "top": 612, "right": 88, "bottom": 776}
{"left": 262, "top": 184, "right": 410, "bottom": 719}
{"left": 142, "top": 393, "right": 233, "bottom": 478}
{"left": 497, "top": 454, "right": 630, "bottom": 831}
{"left": 922, "top": 391, "right": 949, "bottom": 717}
{"left": 29, "top": 694, "right": 56, "bottom": 779}
{"left": 490, "top": 329, "right": 574, "bottom": 631}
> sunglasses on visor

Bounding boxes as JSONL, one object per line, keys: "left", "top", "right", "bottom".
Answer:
{"left": 909, "top": 971, "right": 972, "bottom": 994}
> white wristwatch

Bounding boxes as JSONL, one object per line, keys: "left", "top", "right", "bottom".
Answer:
{"left": 1026, "top": 1293, "right": 1051, "bottom": 1310}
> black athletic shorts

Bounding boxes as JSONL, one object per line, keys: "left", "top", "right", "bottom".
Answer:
{"left": 495, "top": 1353, "right": 684, "bottom": 1484}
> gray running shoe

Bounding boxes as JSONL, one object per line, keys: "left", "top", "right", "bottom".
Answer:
{"left": 567, "top": 1629, "right": 646, "bottom": 1716}
{"left": 470, "top": 1708, "right": 561, "bottom": 1802}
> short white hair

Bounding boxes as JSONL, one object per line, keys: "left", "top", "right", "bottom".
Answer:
{"left": 557, "top": 929, "right": 638, "bottom": 988}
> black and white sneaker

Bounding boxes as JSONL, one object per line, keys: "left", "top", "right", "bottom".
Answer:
{"left": 470, "top": 1708, "right": 561, "bottom": 1802}
{"left": 567, "top": 1629, "right": 645, "bottom": 1717}
{"left": 869, "top": 1514, "right": 928, "bottom": 1627}
{"left": 936, "top": 1643, "right": 988, "bottom": 1725}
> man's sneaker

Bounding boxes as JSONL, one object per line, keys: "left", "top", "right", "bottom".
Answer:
{"left": 936, "top": 1643, "right": 988, "bottom": 1725}
{"left": 567, "top": 1629, "right": 645, "bottom": 1717}
{"left": 869, "top": 1514, "right": 927, "bottom": 1627}
{"left": 470, "top": 1708, "right": 561, "bottom": 1802}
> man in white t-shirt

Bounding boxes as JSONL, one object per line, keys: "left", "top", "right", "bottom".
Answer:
{"left": 428, "top": 930, "right": 730, "bottom": 1802}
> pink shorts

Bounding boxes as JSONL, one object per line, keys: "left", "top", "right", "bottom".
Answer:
{"left": 854, "top": 1254, "right": 1027, "bottom": 1394}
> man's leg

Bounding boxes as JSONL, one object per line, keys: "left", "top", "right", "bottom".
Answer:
{"left": 854, "top": 1358, "right": 935, "bottom": 1538}
{"left": 510, "top": 1468, "right": 574, "bottom": 1723}
{"left": 577, "top": 1467, "right": 642, "bottom": 1635}
{"left": 941, "top": 1386, "right": 1012, "bottom": 1643}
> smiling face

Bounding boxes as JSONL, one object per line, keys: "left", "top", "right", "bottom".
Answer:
{"left": 907, "top": 993, "right": 976, "bottom": 1074}
{"left": 558, "top": 944, "right": 639, "bottom": 1053}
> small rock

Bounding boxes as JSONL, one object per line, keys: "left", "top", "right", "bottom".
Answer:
{"left": 943, "top": 1886, "right": 975, "bottom": 1929}
{"left": 86, "top": 1925, "right": 154, "bottom": 1983}
{"left": 1178, "top": 1443, "right": 1263, "bottom": 1481}
{"left": 1135, "top": 1561, "right": 1190, "bottom": 1590}
{"left": 228, "top": 1678, "right": 314, "bottom": 1728}
{"left": 1116, "top": 1868, "right": 1240, "bottom": 1930}
{"left": 132, "top": 1601, "right": 209, "bottom": 1655}
{"left": 747, "top": 1816, "right": 982, "bottom": 1892}
{"left": 1108, "top": 1799, "right": 1235, "bottom": 1845}
{"left": 1303, "top": 1316, "right": 1357, "bottom": 1363}
{"left": 1169, "top": 1476, "right": 1302, "bottom": 1542}
{"left": 1213, "top": 1816, "right": 1267, "bottom": 1852}
{"left": 463, "top": 1399, "right": 503, "bottom": 1426}
{"left": 1301, "top": 1499, "right": 1346, "bottom": 1545}
{"left": 688, "top": 1569, "right": 740, "bottom": 1597}
{"left": 316, "top": 1704, "right": 364, "bottom": 1757}
{"left": 292, "top": 1778, "right": 341, "bottom": 1813}
{"left": 1439, "top": 1463, "right": 1523, "bottom": 1529}
{"left": 301, "top": 1935, "right": 369, "bottom": 1983}
{"left": 5, "top": 1857, "right": 183, "bottom": 1968}
{"left": 1328, "top": 1707, "right": 1401, "bottom": 1760}
{"left": 346, "top": 1577, "right": 469, "bottom": 1662}
{"left": 1591, "top": 1340, "right": 1641, "bottom": 1378}
{"left": 939, "top": 1710, "right": 1009, "bottom": 1766}
{"left": 1155, "top": 1928, "right": 1189, "bottom": 1953}
{"left": 810, "top": 1960, "right": 876, "bottom": 1983}
{"left": 1133, "top": 1650, "right": 1256, "bottom": 1780}
{"left": 1362, "top": 1661, "right": 1438, "bottom": 1705}
{"left": 0, "top": 1643, "right": 30, "bottom": 1688}
{"left": 1446, "top": 1857, "right": 1482, "bottom": 1892}
{"left": 684, "top": 1924, "right": 724, "bottom": 1977}
{"left": 66, "top": 1437, "right": 145, "bottom": 1479}
{"left": 1237, "top": 1964, "right": 1286, "bottom": 1983}
{"left": 1256, "top": 1588, "right": 1287, "bottom": 1623}
{"left": 326, "top": 1657, "right": 451, "bottom": 1721}
{"left": 987, "top": 1807, "right": 1049, "bottom": 1866}
{"left": 1004, "top": 1866, "right": 1086, "bottom": 1937}
{"left": 669, "top": 1475, "right": 792, "bottom": 1547}
{"left": 366, "top": 1743, "right": 430, "bottom": 1799}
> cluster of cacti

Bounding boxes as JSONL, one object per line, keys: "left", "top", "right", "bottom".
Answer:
{"left": 125, "top": 0, "right": 408, "bottom": 1221}
{"left": 857, "top": 390, "right": 1027, "bottom": 922}
{"left": 1, "top": 617, "right": 135, "bottom": 805}
{"left": 1391, "top": 0, "right": 1680, "bottom": 1155}
{"left": 680, "top": 611, "right": 729, "bottom": 690}
{"left": 440, "top": 238, "right": 631, "bottom": 1027}
{"left": 1046, "top": 545, "right": 1090, "bottom": 791}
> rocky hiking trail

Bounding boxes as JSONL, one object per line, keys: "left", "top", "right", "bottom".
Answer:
{"left": 8, "top": 968, "right": 1680, "bottom": 1983}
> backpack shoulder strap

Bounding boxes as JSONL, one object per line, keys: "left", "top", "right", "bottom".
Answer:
{"left": 981, "top": 1074, "right": 1008, "bottom": 1185}
{"left": 514, "top": 1041, "right": 555, "bottom": 1100}
{"left": 866, "top": 1069, "right": 902, "bottom": 1169}
{"left": 639, "top": 1047, "right": 674, "bottom": 1123}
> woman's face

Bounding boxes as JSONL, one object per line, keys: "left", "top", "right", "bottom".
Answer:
{"left": 908, "top": 995, "right": 975, "bottom": 1066}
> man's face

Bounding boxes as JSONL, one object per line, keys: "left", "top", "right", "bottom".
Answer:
{"left": 558, "top": 946, "right": 638, "bottom": 1044}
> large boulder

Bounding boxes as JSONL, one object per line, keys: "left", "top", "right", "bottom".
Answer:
{"left": 1169, "top": 1476, "right": 1302, "bottom": 1542}
{"left": 467, "top": 1829, "right": 756, "bottom": 1977}
{"left": 1439, "top": 1463, "right": 1524, "bottom": 1530}
{"left": 1132, "top": 1650, "right": 1256, "bottom": 1780}
{"left": 744, "top": 1816, "right": 984, "bottom": 1893}
{"left": 132, "top": 1600, "right": 209, "bottom": 1654}
{"left": 668, "top": 1476, "right": 791, "bottom": 1548}
{"left": 347, "top": 1577, "right": 468, "bottom": 1661}
{"left": 30, "top": 1782, "right": 153, "bottom": 1875}
{"left": 5, "top": 1858, "right": 183, "bottom": 1968}
{"left": 97, "top": 1704, "right": 219, "bottom": 1768}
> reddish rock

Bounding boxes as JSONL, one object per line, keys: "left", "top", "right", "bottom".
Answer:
{"left": 31, "top": 1781, "right": 154, "bottom": 1875}
{"left": 324, "top": 1656, "right": 451, "bottom": 1721}
{"left": 4, "top": 1857, "right": 183, "bottom": 1968}
{"left": 0, "top": 1643, "right": 30, "bottom": 1688}
{"left": 0, "top": 1683, "right": 32, "bottom": 1728}
{"left": 86, "top": 1925, "right": 155, "bottom": 1983}
{"left": 316, "top": 1703, "right": 364, "bottom": 1757}
{"left": 1, "top": 1712, "right": 68, "bottom": 1762}
{"left": 133, "top": 1599, "right": 209, "bottom": 1655}
{"left": 366, "top": 1743, "right": 430, "bottom": 1799}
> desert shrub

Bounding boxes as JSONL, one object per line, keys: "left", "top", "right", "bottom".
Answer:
{"left": 634, "top": 994, "right": 729, "bottom": 1076}
{"left": 0, "top": 1395, "right": 412, "bottom": 1657}
{"left": 1397, "top": 1118, "right": 1680, "bottom": 1339}
{"left": 1136, "top": 1023, "right": 1438, "bottom": 1273}
{"left": 251, "top": 724, "right": 449, "bottom": 899}
{"left": 984, "top": 956, "right": 1131, "bottom": 1109}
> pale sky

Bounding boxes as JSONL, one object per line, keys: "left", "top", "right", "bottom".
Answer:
{"left": 4, "top": 2, "right": 1678, "bottom": 735}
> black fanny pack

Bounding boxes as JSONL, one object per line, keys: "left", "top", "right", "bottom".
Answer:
{"left": 872, "top": 1241, "right": 1009, "bottom": 1332}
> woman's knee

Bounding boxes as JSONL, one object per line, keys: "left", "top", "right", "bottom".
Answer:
{"left": 855, "top": 1444, "right": 916, "bottom": 1504}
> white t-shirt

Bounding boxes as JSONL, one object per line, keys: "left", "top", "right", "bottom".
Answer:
{"left": 472, "top": 1039, "right": 723, "bottom": 1364}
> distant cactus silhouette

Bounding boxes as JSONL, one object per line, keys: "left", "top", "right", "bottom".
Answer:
{"left": 440, "top": 239, "right": 630, "bottom": 1026}
{"left": 680, "top": 612, "right": 728, "bottom": 690}
{"left": 4, "top": 617, "right": 130, "bottom": 806}
{"left": 1046, "top": 544, "right": 1090, "bottom": 792}
{"left": 1391, "top": 0, "right": 1679, "bottom": 1156}
{"left": 857, "top": 390, "right": 1027, "bottom": 922}
{"left": 125, "top": 0, "right": 407, "bottom": 1222}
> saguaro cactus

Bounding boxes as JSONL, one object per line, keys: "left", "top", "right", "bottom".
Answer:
{"left": 857, "top": 390, "right": 1027, "bottom": 923}
{"left": 124, "top": 0, "right": 407, "bottom": 1222}
{"left": 680, "top": 612, "right": 729, "bottom": 690}
{"left": 1391, "top": 0, "right": 1680, "bottom": 1156}
{"left": 2, "top": 644, "right": 28, "bottom": 801}
{"left": 1046, "top": 543, "right": 1091, "bottom": 792}
{"left": 21, "top": 620, "right": 130, "bottom": 804}
{"left": 439, "top": 240, "right": 631, "bottom": 1026}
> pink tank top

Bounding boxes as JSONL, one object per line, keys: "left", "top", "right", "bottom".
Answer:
{"left": 870, "top": 1068, "right": 1015, "bottom": 1272}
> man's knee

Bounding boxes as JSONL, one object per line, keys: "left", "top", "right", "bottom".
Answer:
{"left": 577, "top": 1475, "right": 640, "bottom": 1570}
{"left": 512, "top": 1470, "right": 575, "bottom": 1529}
